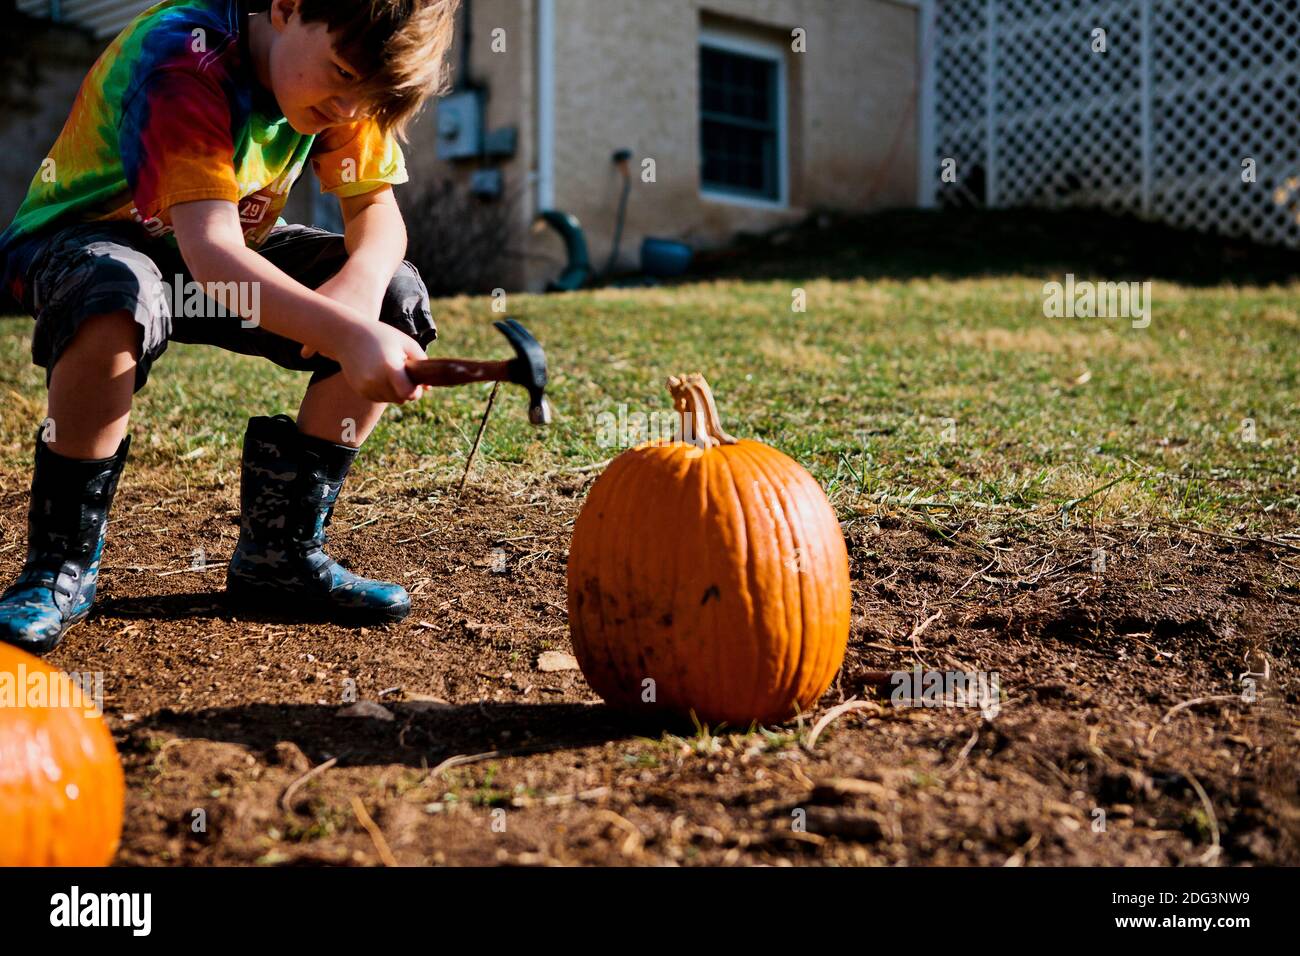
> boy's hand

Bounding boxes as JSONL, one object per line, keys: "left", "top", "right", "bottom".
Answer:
{"left": 309, "top": 271, "right": 429, "bottom": 404}
{"left": 333, "top": 320, "right": 428, "bottom": 405}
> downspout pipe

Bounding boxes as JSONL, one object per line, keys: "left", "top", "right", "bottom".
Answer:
{"left": 537, "top": 0, "right": 555, "bottom": 213}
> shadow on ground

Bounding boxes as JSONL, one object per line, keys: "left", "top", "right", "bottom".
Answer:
{"left": 97, "top": 591, "right": 411, "bottom": 628}
{"left": 124, "top": 700, "right": 651, "bottom": 770}
{"left": 686, "top": 208, "right": 1300, "bottom": 286}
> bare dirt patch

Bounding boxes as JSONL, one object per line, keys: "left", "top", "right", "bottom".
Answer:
{"left": 2, "top": 474, "right": 1296, "bottom": 866}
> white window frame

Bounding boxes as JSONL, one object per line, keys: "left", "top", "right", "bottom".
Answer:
{"left": 698, "top": 27, "right": 790, "bottom": 211}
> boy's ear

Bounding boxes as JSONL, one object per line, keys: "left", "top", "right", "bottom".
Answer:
{"left": 269, "top": 0, "right": 299, "bottom": 31}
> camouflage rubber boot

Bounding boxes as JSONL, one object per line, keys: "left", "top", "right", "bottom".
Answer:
{"left": 226, "top": 414, "right": 411, "bottom": 623}
{"left": 0, "top": 431, "right": 131, "bottom": 655}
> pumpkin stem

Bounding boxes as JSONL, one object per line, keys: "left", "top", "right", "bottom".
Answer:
{"left": 667, "top": 373, "right": 739, "bottom": 448}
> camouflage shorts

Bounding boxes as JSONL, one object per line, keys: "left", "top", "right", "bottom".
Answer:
{"left": 4, "top": 220, "right": 437, "bottom": 392}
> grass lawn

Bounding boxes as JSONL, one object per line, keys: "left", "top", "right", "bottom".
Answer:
{"left": 2, "top": 210, "right": 1295, "bottom": 535}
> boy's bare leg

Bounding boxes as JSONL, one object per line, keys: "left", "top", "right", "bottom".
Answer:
{"left": 296, "top": 371, "right": 387, "bottom": 447}
{"left": 46, "top": 309, "right": 139, "bottom": 458}
{"left": 0, "top": 308, "right": 137, "bottom": 653}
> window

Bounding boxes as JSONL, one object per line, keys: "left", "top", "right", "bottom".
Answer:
{"left": 699, "top": 29, "right": 787, "bottom": 205}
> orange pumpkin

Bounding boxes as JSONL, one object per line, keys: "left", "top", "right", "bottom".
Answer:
{"left": 0, "top": 644, "right": 124, "bottom": 865}
{"left": 567, "top": 374, "right": 851, "bottom": 725}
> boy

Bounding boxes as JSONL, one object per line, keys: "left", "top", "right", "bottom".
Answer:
{"left": 0, "top": 0, "right": 460, "bottom": 653}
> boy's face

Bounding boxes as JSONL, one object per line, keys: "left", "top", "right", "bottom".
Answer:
{"left": 267, "top": 1, "right": 370, "bottom": 134}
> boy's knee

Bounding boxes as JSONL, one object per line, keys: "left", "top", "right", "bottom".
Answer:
{"left": 380, "top": 261, "right": 437, "bottom": 347}
{"left": 77, "top": 309, "right": 143, "bottom": 352}
{"left": 48, "top": 310, "right": 143, "bottom": 390}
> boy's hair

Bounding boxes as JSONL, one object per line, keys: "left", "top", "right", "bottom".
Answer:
{"left": 294, "top": 0, "right": 460, "bottom": 140}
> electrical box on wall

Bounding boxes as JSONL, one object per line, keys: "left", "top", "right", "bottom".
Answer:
{"left": 483, "top": 126, "right": 517, "bottom": 159}
{"left": 470, "top": 168, "right": 503, "bottom": 199}
{"left": 436, "top": 90, "right": 484, "bottom": 160}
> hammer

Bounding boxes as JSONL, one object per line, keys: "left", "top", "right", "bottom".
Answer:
{"left": 406, "top": 318, "right": 552, "bottom": 425}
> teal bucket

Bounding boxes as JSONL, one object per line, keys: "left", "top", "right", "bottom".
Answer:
{"left": 640, "top": 238, "right": 693, "bottom": 277}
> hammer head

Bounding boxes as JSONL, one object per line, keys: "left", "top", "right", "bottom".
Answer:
{"left": 494, "top": 318, "right": 551, "bottom": 425}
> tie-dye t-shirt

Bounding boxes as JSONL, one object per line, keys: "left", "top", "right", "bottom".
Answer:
{"left": 0, "top": 0, "right": 406, "bottom": 280}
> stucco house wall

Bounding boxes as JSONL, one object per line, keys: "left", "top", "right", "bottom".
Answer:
{"left": 4, "top": 1, "right": 920, "bottom": 295}
{"left": 531, "top": 0, "right": 917, "bottom": 288}
{"left": 406, "top": 0, "right": 919, "bottom": 290}
{"left": 0, "top": 22, "right": 105, "bottom": 235}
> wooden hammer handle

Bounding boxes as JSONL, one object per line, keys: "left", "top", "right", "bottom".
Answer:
{"left": 406, "top": 358, "right": 511, "bottom": 388}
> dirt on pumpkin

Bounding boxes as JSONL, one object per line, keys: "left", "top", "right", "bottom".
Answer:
{"left": 2, "top": 471, "right": 1296, "bottom": 867}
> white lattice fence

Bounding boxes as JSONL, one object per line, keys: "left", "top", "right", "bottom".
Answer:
{"left": 925, "top": 0, "right": 1300, "bottom": 248}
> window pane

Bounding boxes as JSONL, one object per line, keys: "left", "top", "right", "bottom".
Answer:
{"left": 701, "top": 46, "right": 773, "bottom": 123}
{"left": 700, "top": 43, "right": 780, "bottom": 200}
{"left": 702, "top": 119, "right": 771, "bottom": 194}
